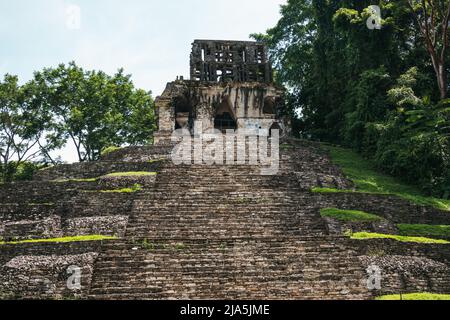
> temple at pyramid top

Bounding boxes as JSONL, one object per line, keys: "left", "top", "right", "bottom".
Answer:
{"left": 190, "top": 40, "right": 273, "bottom": 83}
{"left": 153, "top": 39, "right": 288, "bottom": 145}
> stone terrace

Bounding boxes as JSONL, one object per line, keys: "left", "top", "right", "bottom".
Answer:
{"left": 0, "top": 139, "right": 449, "bottom": 299}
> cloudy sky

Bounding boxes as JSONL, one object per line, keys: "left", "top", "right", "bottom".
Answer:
{"left": 0, "top": 0, "right": 286, "bottom": 96}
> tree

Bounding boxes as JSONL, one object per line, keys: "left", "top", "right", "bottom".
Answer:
{"left": 32, "top": 62, "right": 155, "bottom": 162}
{"left": 254, "top": 0, "right": 449, "bottom": 195}
{"left": 407, "top": 0, "right": 450, "bottom": 99}
{"left": 0, "top": 75, "right": 52, "bottom": 182}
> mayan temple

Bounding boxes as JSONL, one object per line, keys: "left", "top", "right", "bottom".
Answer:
{"left": 0, "top": 40, "right": 449, "bottom": 301}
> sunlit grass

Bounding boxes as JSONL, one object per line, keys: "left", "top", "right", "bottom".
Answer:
{"left": 350, "top": 232, "right": 450, "bottom": 244}
{"left": 376, "top": 293, "right": 450, "bottom": 300}
{"left": 100, "top": 183, "right": 143, "bottom": 193}
{"left": 104, "top": 172, "right": 157, "bottom": 178}
{"left": 0, "top": 235, "right": 117, "bottom": 245}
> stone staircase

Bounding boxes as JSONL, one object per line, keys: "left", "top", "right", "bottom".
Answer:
{"left": 2, "top": 138, "right": 449, "bottom": 299}
{"left": 88, "top": 143, "right": 371, "bottom": 300}
{"left": 89, "top": 238, "right": 368, "bottom": 300}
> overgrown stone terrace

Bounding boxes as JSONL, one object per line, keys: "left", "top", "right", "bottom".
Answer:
{"left": 0, "top": 139, "right": 449, "bottom": 299}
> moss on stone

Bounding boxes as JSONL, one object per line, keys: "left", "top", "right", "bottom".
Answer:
{"left": 148, "top": 158, "right": 165, "bottom": 163}
{"left": 0, "top": 235, "right": 117, "bottom": 245}
{"left": 52, "top": 178, "right": 98, "bottom": 183}
{"left": 320, "top": 208, "right": 383, "bottom": 222}
{"left": 100, "top": 183, "right": 143, "bottom": 193}
{"left": 103, "top": 172, "right": 157, "bottom": 178}
{"left": 376, "top": 293, "right": 450, "bottom": 300}
{"left": 350, "top": 232, "right": 450, "bottom": 244}
{"left": 100, "top": 146, "right": 122, "bottom": 157}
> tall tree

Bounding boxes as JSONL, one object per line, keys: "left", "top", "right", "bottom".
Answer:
{"left": 32, "top": 62, "right": 155, "bottom": 162}
{"left": 407, "top": 0, "right": 450, "bottom": 99}
{"left": 0, "top": 75, "right": 53, "bottom": 181}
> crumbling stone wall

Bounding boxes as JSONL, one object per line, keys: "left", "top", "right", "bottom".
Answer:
{"left": 154, "top": 81, "right": 287, "bottom": 144}
{"left": 154, "top": 39, "right": 289, "bottom": 145}
{"left": 359, "top": 255, "right": 450, "bottom": 296}
{"left": 0, "top": 242, "right": 103, "bottom": 299}
{"left": 190, "top": 40, "right": 272, "bottom": 83}
{"left": 34, "top": 161, "right": 161, "bottom": 181}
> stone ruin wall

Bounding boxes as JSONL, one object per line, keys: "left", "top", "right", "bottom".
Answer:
{"left": 154, "top": 40, "right": 289, "bottom": 145}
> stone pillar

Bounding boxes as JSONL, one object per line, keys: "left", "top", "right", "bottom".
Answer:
{"left": 154, "top": 98, "right": 175, "bottom": 145}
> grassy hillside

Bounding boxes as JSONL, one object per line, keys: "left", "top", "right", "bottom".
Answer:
{"left": 323, "top": 145, "right": 450, "bottom": 211}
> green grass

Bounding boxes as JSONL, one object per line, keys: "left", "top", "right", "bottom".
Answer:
{"left": 323, "top": 145, "right": 450, "bottom": 211}
{"left": 100, "top": 183, "right": 143, "bottom": 193}
{"left": 312, "top": 187, "right": 363, "bottom": 194}
{"left": 52, "top": 178, "right": 98, "bottom": 183}
{"left": 104, "top": 172, "right": 157, "bottom": 178}
{"left": 320, "top": 208, "right": 383, "bottom": 222}
{"left": 0, "top": 235, "right": 117, "bottom": 245}
{"left": 397, "top": 224, "right": 450, "bottom": 239}
{"left": 376, "top": 293, "right": 450, "bottom": 300}
{"left": 350, "top": 232, "right": 450, "bottom": 244}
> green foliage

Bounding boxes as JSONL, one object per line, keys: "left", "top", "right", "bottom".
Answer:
{"left": 350, "top": 232, "right": 450, "bottom": 244}
{"left": 0, "top": 74, "right": 58, "bottom": 182}
{"left": 0, "top": 235, "right": 117, "bottom": 245}
{"left": 257, "top": 0, "right": 450, "bottom": 197}
{"left": 397, "top": 224, "right": 450, "bottom": 239}
{"left": 31, "top": 62, "right": 155, "bottom": 162}
{"left": 320, "top": 208, "right": 382, "bottom": 222}
{"left": 325, "top": 145, "right": 450, "bottom": 210}
{"left": 0, "top": 161, "right": 43, "bottom": 183}
{"left": 376, "top": 293, "right": 450, "bottom": 300}
{"left": 0, "top": 62, "right": 156, "bottom": 175}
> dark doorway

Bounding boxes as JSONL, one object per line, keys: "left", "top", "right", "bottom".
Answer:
{"left": 174, "top": 96, "right": 193, "bottom": 130}
{"left": 214, "top": 112, "right": 237, "bottom": 132}
{"left": 214, "top": 98, "right": 237, "bottom": 132}
{"left": 269, "top": 122, "right": 283, "bottom": 137}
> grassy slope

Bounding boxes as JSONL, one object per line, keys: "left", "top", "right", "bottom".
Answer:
{"left": 376, "top": 293, "right": 450, "bottom": 300}
{"left": 323, "top": 145, "right": 450, "bottom": 211}
{"left": 397, "top": 224, "right": 450, "bottom": 239}
{"left": 320, "top": 208, "right": 383, "bottom": 222}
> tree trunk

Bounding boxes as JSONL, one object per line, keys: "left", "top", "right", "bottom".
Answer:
{"left": 438, "top": 64, "right": 448, "bottom": 99}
